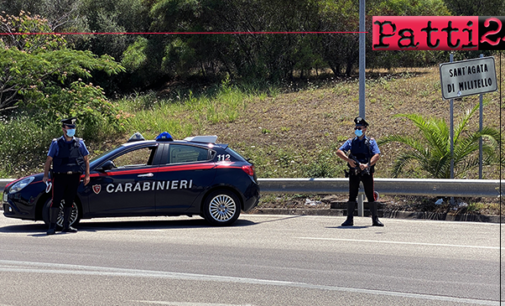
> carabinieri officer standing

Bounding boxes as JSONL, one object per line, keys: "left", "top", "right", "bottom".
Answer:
{"left": 336, "top": 117, "right": 383, "bottom": 227}
{"left": 42, "top": 118, "right": 90, "bottom": 235}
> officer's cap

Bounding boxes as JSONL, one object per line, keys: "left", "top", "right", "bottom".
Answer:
{"left": 354, "top": 117, "right": 369, "bottom": 127}
{"left": 61, "top": 117, "right": 77, "bottom": 128}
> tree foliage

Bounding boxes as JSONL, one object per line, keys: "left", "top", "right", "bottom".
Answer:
{"left": 77, "top": 0, "right": 152, "bottom": 60}
{"left": 119, "top": 0, "right": 458, "bottom": 86}
{"left": 0, "top": 0, "right": 86, "bottom": 32}
{"left": 147, "top": 0, "right": 332, "bottom": 80}
{"left": 0, "top": 12, "right": 129, "bottom": 136}
{"left": 442, "top": 0, "right": 505, "bottom": 16}
{"left": 1, "top": 0, "right": 504, "bottom": 91}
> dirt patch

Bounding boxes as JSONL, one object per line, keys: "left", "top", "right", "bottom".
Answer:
{"left": 201, "top": 67, "right": 502, "bottom": 180}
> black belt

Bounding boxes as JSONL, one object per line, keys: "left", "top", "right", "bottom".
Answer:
{"left": 53, "top": 171, "right": 82, "bottom": 175}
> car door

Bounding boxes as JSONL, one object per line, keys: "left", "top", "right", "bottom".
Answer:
{"left": 86, "top": 144, "right": 162, "bottom": 217}
{"left": 155, "top": 143, "right": 216, "bottom": 213}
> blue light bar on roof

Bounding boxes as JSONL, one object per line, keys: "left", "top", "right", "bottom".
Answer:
{"left": 156, "top": 131, "right": 174, "bottom": 141}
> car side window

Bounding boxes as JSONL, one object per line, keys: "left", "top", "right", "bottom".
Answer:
{"left": 168, "top": 144, "right": 209, "bottom": 164}
{"left": 113, "top": 147, "right": 156, "bottom": 168}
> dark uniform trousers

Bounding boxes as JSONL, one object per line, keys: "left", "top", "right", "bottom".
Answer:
{"left": 51, "top": 173, "right": 81, "bottom": 208}
{"left": 348, "top": 172, "right": 375, "bottom": 202}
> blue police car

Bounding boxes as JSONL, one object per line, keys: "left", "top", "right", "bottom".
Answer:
{"left": 2, "top": 132, "right": 260, "bottom": 227}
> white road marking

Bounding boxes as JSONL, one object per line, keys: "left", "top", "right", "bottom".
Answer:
{"left": 133, "top": 302, "right": 254, "bottom": 306}
{"left": 296, "top": 237, "right": 504, "bottom": 249}
{"left": 0, "top": 260, "right": 499, "bottom": 305}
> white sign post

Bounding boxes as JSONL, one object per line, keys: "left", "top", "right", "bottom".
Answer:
{"left": 439, "top": 56, "right": 497, "bottom": 185}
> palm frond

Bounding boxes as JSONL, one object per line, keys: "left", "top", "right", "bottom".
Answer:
{"left": 454, "top": 102, "right": 480, "bottom": 143}
{"left": 396, "top": 113, "right": 449, "bottom": 155}
{"left": 385, "top": 101, "right": 501, "bottom": 179}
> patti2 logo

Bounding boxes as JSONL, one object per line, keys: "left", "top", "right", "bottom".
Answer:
{"left": 373, "top": 16, "right": 505, "bottom": 51}
{"left": 480, "top": 17, "right": 505, "bottom": 47}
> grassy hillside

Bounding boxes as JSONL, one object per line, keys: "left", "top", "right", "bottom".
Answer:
{"left": 3, "top": 64, "right": 504, "bottom": 178}
{"left": 114, "top": 66, "right": 503, "bottom": 181}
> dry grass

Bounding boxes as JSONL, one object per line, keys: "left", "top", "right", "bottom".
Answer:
{"left": 92, "top": 63, "right": 505, "bottom": 215}
{"left": 205, "top": 66, "right": 503, "bottom": 180}
{"left": 194, "top": 65, "right": 504, "bottom": 214}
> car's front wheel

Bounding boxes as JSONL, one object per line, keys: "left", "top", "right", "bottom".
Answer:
{"left": 42, "top": 199, "right": 81, "bottom": 228}
{"left": 202, "top": 190, "right": 241, "bottom": 226}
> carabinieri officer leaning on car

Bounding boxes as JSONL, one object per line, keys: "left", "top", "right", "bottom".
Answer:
{"left": 336, "top": 116, "right": 383, "bottom": 227}
{"left": 42, "top": 118, "right": 90, "bottom": 235}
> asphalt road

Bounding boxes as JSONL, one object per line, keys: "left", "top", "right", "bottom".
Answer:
{"left": 0, "top": 214, "right": 503, "bottom": 306}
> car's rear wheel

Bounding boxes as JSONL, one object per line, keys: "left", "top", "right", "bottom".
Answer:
{"left": 202, "top": 190, "right": 241, "bottom": 226}
{"left": 42, "top": 199, "right": 81, "bottom": 228}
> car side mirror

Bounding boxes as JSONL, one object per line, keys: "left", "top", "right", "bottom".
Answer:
{"left": 100, "top": 160, "right": 116, "bottom": 171}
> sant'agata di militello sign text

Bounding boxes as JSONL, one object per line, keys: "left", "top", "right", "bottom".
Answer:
{"left": 439, "top": 57, "right": 497, "bottom": 100}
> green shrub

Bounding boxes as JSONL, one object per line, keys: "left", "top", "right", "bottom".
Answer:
{"left": 24, "top": 81, "right": 132, "bottom": 141}
{"left": 0, "top": 114, "right": 59, "bottom": 176}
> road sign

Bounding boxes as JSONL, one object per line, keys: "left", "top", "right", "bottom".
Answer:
{"left": 439, "top": 57, "right": 497, "bottom": 100}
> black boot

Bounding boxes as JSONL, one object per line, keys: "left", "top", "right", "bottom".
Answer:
{"left": 46, "top": 207, "right": 59, "bottom": 235}
{"left": 62, "top": 207, "right": 78, "bottom": 233}
{"left": 341, "top": 201, "right": 356, "bottom": 226}
{"left": 370, "top": 202, "right": 384, "bottom": 227}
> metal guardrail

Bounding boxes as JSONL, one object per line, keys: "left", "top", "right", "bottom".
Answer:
{"left": 259, "top": 178, "right": 503, "bottom": 197}
{"left": 1, "top": 178, "right": 503, "bottom": 197}
{"left": 0, "top": 179, "right": 12, "bottom": 190}
{"left": 1, "top": 177, "right": 502, "bottom": 216}
{"left": 259, "top": 178, "right": 503, "bottom": 216}
{"left": 259, "top": 177, "right": 504, "bottom": 215}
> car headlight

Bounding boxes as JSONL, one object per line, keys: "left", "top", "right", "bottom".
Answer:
{"left": 9, "top": 176, "right": 35, "bottom": 194}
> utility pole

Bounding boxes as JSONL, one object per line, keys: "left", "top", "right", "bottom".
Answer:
{"left": 359, "top": 0, "right": 365, "bottom": 119}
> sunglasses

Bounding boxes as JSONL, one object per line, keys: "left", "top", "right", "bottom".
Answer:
{"left": 354, "top": 127, "right": 364, "bottom": 130}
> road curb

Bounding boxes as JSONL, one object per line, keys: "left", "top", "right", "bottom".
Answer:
{"left": 250, "top": 208, "right": 346, "bottom": 216}
{"left": 2, "top": 206, "right": 501, "bottom": 223}
{"left": 248, "top": 208, "right": 503, "bottom": 223}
